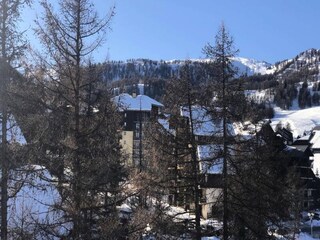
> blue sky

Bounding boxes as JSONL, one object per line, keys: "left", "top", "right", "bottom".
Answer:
{"left": 22, "top": 0, "right": 320, "bottom": 64}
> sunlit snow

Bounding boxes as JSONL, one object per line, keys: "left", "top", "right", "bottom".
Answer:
{"left": 271, "top": 106, "right": 320, "bottom": 138}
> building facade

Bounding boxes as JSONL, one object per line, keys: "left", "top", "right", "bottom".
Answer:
{"left": 114, "top": 93, "right": 163, "bottom": 167}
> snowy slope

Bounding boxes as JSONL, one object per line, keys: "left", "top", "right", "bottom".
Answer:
{"left": 272, "top": 48, "right": 320, "bottom": 77}
{"left": 271, "top": 106, "right": 320, "bottom": 138}
{"left": 103, "top": 56, "right": 273, "bottom": 82}
{"left": 232, "top": 57, "right": 273, "bottom": 75}
{"left": 168, "top": 57, "right": 272, "bottom": 76}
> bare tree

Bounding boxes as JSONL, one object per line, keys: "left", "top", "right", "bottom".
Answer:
{"left": 142, "top": 63, "right": 208, "bottom": 239}
{"left": 202, "top": 23, "right": 239, "bottom": 240}
{"left": 20, "top": 0, "right": 127, "bottom": 238}
{"left": 0, "top": 0, "right": 31, "bottom": 239}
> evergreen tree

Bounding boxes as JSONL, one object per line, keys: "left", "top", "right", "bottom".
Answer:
{"left": 312, "top": 92, "right": 320, "bottom": 105}
{"left": 298, "top": 81, "right": 310, "bottom": 108}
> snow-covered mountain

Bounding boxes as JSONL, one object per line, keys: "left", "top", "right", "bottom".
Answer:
{"left": 102, "top": 48, "right": 320, "bottom": 83}
{"left": 101, "top": 57, "right": 272, "bottom": 82}
{"left": 232, "top": 57, "right": 273, "bottom": 75}
{"left": 167, "top": 57, "right": 272, "bottom": 75}
{"left": 271, "top": 48, "right": 320, "bottom": 78}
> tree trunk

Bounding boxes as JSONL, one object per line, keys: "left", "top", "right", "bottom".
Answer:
{"left": 1, "top": 1, "right": 8, "bottom": 237}
{"left": 187, "top": 87, "right": 201, "bottom": 240}
{"left": 1, "top": 95, "right": 8, "bottom": 240}
{"left": 222, "top": 45, "right": 229, "bottom": 240}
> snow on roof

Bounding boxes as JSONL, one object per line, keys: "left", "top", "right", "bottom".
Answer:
{"left": 157, "top": 118, "right": 175, "bottom": 135}
{"left": 114, "top": 93, "right": 163, "bottom": 111}
{"left": 284, "top": 145, "right": 297, "bottom": 152}
{"left": 180, "top": 106, "right": 235, "bottom": 136}
{"left": 299, "top": 134, "right": 310, "bottom": 141}
{"left": 197, "top": 145, "right": 223, "bottom": 174}
{"left": 311, "top": 130, "right": 320, "bottom": 149}
{"left": 117, "top": 203, "right": 132, "bottom": 213}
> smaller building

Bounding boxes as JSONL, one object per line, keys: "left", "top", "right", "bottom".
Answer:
{"left": 276, "top": 127, "right": 293, "bottom": 145}
{"left": 309, "top": 127, "right": 320, "bottom": 176}
{"left": 280, "top": 132, "right": 320, "bottom": 210}
{"left": 197, "top": 144, "right": 223, "bottom": 219}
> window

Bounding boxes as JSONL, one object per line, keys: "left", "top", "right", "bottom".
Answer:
{"left": 134, "top": 140, "right": 140, "bottom": 148}
{"left": 123, "top": 131, "right": 126, "bottom": 136}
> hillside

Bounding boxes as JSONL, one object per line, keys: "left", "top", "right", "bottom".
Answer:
{"left": 102, "top": 48, "right": 320, "bottom": 83}
{"left": 101, "top": 57, "right": 272, "bottom": 82}
{"left": 106, "top": 48, "right": 320, "bottom": 130}
{"left": 271, "top": 105, "right": 320, "bottom": 138}
{"left": 272, "top": 48, "right": 320, "bottom": 78}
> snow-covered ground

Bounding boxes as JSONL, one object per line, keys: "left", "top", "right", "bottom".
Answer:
{"left": 244, "top": 83, "right": 320, "bottom": 139}
{"left": 7, "top": 165, "right": 66, "bottom": 239}
{"left": 200, "top": 233, "right": 318, "bottom": 240}
{"left": 297, "top": 233, "right": 319, "bottom": 240}
{"left": 271, "top": 106, "right": 320, "bottom": 138}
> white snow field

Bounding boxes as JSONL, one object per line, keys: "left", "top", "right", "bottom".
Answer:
{"left": 7, "top": 165, "right": 67, "bottom": 239}
{"left": 271, "top": 106, "right": 320, "bottom": 138}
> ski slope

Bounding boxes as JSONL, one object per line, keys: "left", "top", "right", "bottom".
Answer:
{"left": 271, "top": 106, "right": 320, "bottom": 138}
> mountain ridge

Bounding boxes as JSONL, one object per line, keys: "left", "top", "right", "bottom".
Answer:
{"left": 101, "top": 56, "right": 273, "bottom": 82}
{"left": 102, "top": 48, "right": 320, "bottom": 83}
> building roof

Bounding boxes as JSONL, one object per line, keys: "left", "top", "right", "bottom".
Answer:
{"left": 311, "top": 130, "right": 320, "bottom": 149}
{"left": 180, "top": 105, "right": 235, "bottom": 136}
{"left": 114, "top": 93, "right": 163, "bottom": 111}
{"left": 197, "top": 144, "right": 223, "bottom": 174}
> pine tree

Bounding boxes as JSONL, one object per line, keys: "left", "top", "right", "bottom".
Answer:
{"left": 312, "top": 92, "right": 320, "bottom": 105}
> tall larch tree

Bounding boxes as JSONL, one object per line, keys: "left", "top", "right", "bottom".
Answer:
{"left": 24, "top": 0, "right": 127, "bottom": 238}
{"left": 152, "top": 62, "right": 205, "bottom": 239}
{"left": 203, "top": 23, "right": 239, "bottom": 240}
